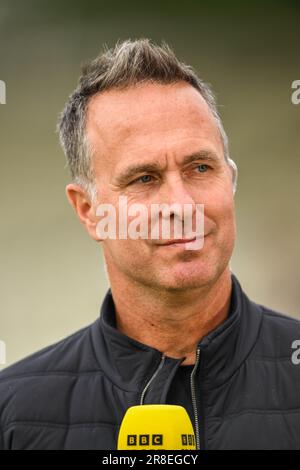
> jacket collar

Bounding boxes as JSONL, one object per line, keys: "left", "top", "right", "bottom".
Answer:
{"left": 92, "top": 272, "right": 263, "bottom": 392}
{"left": 198, "top": 273, "right": 263, "bottom": 389}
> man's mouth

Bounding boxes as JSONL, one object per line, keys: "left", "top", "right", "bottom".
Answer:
{"left": 159, "top": 237, "right": 197, "bottom": 246}
{"left": 156, "top": 234, "right": 207, "bottom": 251}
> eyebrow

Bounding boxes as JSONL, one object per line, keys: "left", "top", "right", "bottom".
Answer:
{"left": 114, "top": 151, "right": 220, "bottom": 185}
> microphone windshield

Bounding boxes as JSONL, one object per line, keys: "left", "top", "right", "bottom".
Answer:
{"left": 117, "top": 404, "right": 196, "bottom": 450}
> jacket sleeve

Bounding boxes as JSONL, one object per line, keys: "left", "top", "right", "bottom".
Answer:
{"left": 0, "top": 403, "right": 6, "bottom": 449}
{"left": 0, "top": 397, "right": 4, "bottom": 449}
{"left": 0, "top": 382, "right": 9, "bottom": 449}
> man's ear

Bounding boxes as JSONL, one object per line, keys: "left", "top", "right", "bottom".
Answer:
{"left": 227, "top": 158, "right": 238, "bottom": 195}
{"left": 66, "top": 183, "right": 100, "bottom": 241}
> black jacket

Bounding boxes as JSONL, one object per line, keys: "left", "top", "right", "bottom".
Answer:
{"left": 1, "top": 273, "right": 300, "bottom": 450}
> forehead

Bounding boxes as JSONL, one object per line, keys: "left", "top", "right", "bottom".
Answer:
{"left": 86, "top": 82, "right": 223, "bottom": 170}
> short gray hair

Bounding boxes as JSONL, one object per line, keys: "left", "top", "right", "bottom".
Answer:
{"left": 57, "top": 38, "right": 232, "bottom": 201}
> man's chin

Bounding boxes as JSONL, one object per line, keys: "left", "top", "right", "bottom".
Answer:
{"left": 156, "top": 267, "right": 214, "bottom": 293}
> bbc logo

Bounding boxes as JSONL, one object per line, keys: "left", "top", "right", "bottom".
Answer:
{"left": 127, "top": 434, "right": 163, "bottom": 446}
{"left": 181, "top": 434, "right": 195, "bottom": 446}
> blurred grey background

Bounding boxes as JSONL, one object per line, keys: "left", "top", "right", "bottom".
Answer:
{"left": 0, "top": 0, "right": 299, "bottom": 368}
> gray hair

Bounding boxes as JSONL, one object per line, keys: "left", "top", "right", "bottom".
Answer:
{"left": 57, "top": 38, "right": 236, "bottom": 202}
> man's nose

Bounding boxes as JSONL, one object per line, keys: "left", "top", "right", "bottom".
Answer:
{"left": 150, "top": 174, "right": 201, "bottom": 240}
{"left": 157, "top": 174, "right": 196, "bottom": 208}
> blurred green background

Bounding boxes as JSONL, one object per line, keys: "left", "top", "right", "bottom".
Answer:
{"left": 0, "top": 0, "right": 299, "bottom": 368}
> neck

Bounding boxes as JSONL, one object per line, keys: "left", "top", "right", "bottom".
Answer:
{"left": 107, "top": 267, "right": 232, "bottom": 366}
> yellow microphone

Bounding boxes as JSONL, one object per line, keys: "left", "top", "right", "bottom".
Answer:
{"left": 117, "top": 404, "right": 196, "bottom": 450}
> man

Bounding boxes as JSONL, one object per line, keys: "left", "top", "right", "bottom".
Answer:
{"left": 0, "top": 39, "right": 300, "bottom": 450}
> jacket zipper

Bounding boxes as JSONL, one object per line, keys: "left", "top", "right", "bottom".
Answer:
{"left": 190, "top": 347, "right": 201, "bottom": 450}
{"left": 140, "top": 355, "right": 166, "bottom": 405}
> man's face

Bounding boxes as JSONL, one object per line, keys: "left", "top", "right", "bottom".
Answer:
{"left": 86, "top": 82, "right": 236, "bottom": 291}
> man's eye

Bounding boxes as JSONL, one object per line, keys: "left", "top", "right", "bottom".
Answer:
{"left": 196, "top": 164, "right": 209, "bottom": 173}
{"left": 133, "top": 174, "right": 154, "bottom": 184}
